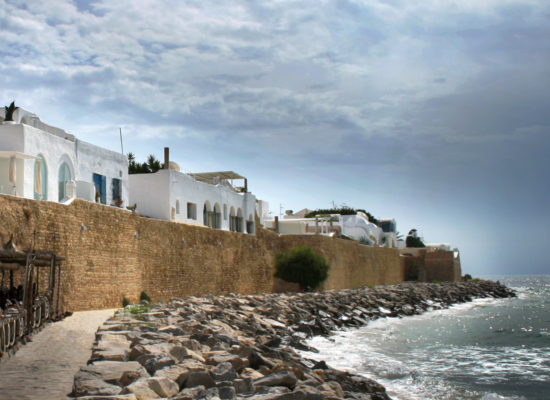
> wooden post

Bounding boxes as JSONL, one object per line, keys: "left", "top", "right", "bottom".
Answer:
{"left": 274, "top": 216, "right": 279, "bottom": 234}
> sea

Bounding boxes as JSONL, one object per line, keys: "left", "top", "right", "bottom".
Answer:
{"left": 302, "top": 275, "right": 550, "bottom": 400}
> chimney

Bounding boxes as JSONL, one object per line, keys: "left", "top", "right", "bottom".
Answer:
{"left": 164, "top": 147, "right": 169, "bottom": 169}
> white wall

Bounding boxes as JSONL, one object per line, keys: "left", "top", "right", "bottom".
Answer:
{"left": 0, "top": 121, "right": 129, "bottom": 205}
{"left": 130, "top": 169, "right": 257, "bottom": 233}
{"left": 75, "top": 140, "right": 129, "bottom": 206}
{"left": 129, "top": 170, "right": 171, "bottom": 220}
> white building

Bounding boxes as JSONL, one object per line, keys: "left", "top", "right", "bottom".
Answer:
{"left": 264, "top": 210, "right": 402, "bottom": 247}
{"left": 0, "top": 106, "right": 129, "bottom": 206}
{"left": 130, "top": 164, "right": 257, "bottom": 234}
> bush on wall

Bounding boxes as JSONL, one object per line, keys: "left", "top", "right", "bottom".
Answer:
{"left": 274, "top": 246, "right": 331, "bottom": 290}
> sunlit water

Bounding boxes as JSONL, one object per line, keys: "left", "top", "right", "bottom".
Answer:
{"left": 302, "top": 276, "right": 550, "bottom": 400}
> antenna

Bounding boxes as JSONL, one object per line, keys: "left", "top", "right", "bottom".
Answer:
{"left": 119, "top": 127, "right": 124, "bottom": 155}
{"left": 279, "top": 204, "right": 284, "bottom": 218}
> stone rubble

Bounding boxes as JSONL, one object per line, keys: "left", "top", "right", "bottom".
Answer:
{"left": 72, "top": 280, "right": 515, "bottom": 400}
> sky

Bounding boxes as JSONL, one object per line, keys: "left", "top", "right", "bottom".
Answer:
{"left": 1, "top": 0, "right": 549, "bottom": 275}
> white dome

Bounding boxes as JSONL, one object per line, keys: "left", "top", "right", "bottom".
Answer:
{"left": 169, "top": 161, "right": 180, "bottom": 172}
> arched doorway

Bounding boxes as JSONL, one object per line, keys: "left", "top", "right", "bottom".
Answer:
{"left": 203, "top": 201, "right": 212, "bottom": 227}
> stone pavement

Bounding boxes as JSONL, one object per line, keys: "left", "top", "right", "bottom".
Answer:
{"left": 0, "top": 309, "right": 115, "bottom": 400}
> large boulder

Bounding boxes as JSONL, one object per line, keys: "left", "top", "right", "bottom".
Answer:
{"left": 73, "top": 379, "right": 122, "bottom": 397}
{"left": 75, "top": 361, "right": 147, "bottom": 384}
{"left": 119, "top": 381, "right": 160, "bottom": 399}
{"left": 154, "top": 364, "right": 189, "bottom": 388}
{"left": 145, "top": 377, "right": 180, "bottom": 398}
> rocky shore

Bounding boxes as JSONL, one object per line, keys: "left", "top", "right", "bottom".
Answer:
{"left": 72, "top": 281, "right": 515, "bottom": 400}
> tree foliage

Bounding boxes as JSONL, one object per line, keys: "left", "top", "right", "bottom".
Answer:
{"left": 4, "top": 101, "right": 19, "bottom": 121}
{"left": 274, "top": 246, "right": 331, "bottom": 290}
{"left": 127, "top": 152, "right": 164, "bottom": 174}
{"left": 406, "top": 235, "right": 426, "bottom": 248}
{"left": 305, "top": 204, "right": 379, "bottom": 225}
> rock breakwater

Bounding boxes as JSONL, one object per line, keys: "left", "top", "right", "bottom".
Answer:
{"left": 72, "top": 281, "right": 515, "bottom": 400}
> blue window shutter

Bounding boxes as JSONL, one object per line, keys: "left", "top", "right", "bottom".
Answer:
{"left": 101, "top": 175, "right": 106, "bottom": 204}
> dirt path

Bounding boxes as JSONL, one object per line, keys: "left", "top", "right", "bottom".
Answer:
{"left": 0, "top": 309, "right": 114, "bottom": 400}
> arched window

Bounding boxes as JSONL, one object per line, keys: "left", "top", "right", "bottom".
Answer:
{"left": 247, "top": 214, "right": 255, "bottom": 234}
{"left": 58, "top": 162, "right": 72, "bottom": 201}
{"left": 212, "top": 203, "right": 221, "bottom": 229}
{"left": 34, "top": 155, "right": 47, "bottom": 200}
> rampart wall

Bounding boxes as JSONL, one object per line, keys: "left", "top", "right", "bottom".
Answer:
{"left": 0, "top": 196, "right": 402, "bottom": 312}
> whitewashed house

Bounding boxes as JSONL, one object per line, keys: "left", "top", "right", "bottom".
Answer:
{"left": 264, "top": 210, "right": 400, "bottom": 248}
{"left": 129, "top": 154, "right": 257, "bottom": 234}
{"left": 0, "top": 106, "right": 129, "bottom": 206}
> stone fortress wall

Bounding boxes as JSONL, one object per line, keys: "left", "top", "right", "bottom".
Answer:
{"left": 0, "top": 196, "right": 404, "bottom": 313}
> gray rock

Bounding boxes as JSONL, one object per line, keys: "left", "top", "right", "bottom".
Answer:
{"left": 186, "top": 369, "right": 216, "bottom": 389}
{"left": 210, "top": 362, "right": 237, "bottom": 382}
{"left": 218, "top": 385, "right": 236, "bottom": 400}
{"left": 254, "top": 371, "right": 298, "bottom": 388}
{"left": 158, "top": 325, "right": 185, "bottom": 336}
{"left": 144, "top": 356, "right": 176, "bottom": 375}
{"left": 231, "top": 377, "right": 254, "bottom": 394}
{"left": 198, "top": 386, "right": 220, "bottom": 400}
{"left": 171, "top": 385, "right": 205, "bottom": 400}
{"left": 135, "top": 354, "right": 158, "bottom": 366}
{"left": 206, "top": 354, "right": 244, "bottom": 370}
{"left": 169, "top": 344, "right": 190, "bottom": 362}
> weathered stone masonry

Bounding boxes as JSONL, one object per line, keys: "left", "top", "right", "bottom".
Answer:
{"left": 0, "top": 196, "right": 402, "bottom": 312}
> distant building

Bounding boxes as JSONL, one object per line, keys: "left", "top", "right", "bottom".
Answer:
{"left": 0, "top": 106, "right": 129, "bottom": 206}
{"left": 264, "top": 210, "right": 401, "bottom": 248}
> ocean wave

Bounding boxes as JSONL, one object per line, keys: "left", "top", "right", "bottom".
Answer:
{"left": 481, "top": 394, "right": 527, "bottom": 400}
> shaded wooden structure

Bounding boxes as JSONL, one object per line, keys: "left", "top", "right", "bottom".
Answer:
{"left": 0, "top": 235, "right": 64, "bottom": 354}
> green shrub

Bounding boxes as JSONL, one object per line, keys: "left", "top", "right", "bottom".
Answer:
{"left": 464, "top": 274, "right": 472, "bottom": 281}
{"left": 122, "top": 296, "right": 130, "bottom": 307}
{"left": 140, "top": 291, "right": 152, "bottom": 303}
{"left": 431, "top": 280, "right": 441, "bottom": 284}
{"left": 471, "top": 278, "right": 481, "bottom": 282}
{"left": 274, "top": 246, "right": 330, "bottom": 290}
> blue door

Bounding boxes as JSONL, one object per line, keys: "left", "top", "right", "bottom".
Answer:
{"left": 93, "top": 174, "right": 106, "bottom": 204}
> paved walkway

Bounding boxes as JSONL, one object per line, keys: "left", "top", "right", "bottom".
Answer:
{"left": 0, "top": 309, "right": 115, "bottom": 400}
